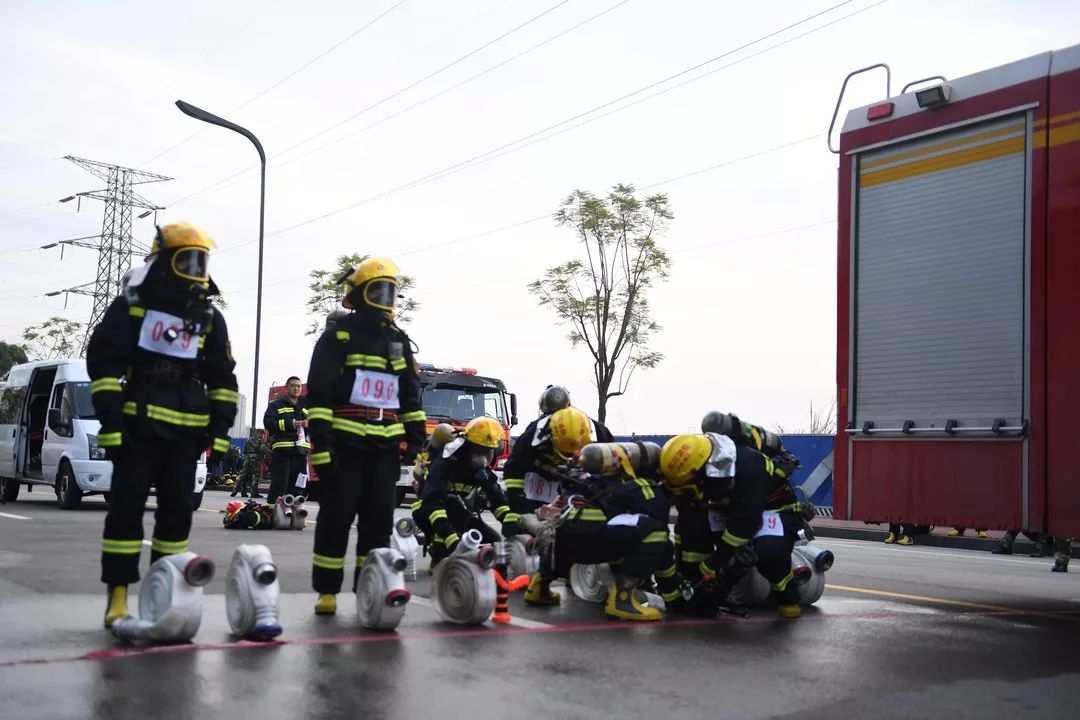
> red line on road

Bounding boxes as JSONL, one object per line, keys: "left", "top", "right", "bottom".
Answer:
{"left": 0, "top": 608, "right": 978, "bottom": 669}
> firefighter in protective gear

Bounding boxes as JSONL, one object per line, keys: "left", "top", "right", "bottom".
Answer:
{"left": 263, "top": 376, "right": 309, "bottom": 502}
{"left": 538, "top": 384, "right": 571, "bottom": 416}
{"left": 543, "top": 441, "right": 675, "bottom": 621}
{"left": 305, "top": 257, "right": 426, "bottom": 616}
{"left": 672, "top": 411, "right": 803, "bottom": 587}
{"left": 413, "top": 417, "right": 517, "bottom": 567}
{"left": 502, "top": 406, "right": 613, "bottom": 605}
{"left": 87, "top": 222, "right": 239, "bottom": 629}
{"left": 660, "top": 432, "right": 804, "bottom": 618}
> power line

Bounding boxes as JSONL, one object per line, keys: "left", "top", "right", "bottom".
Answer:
{"left": 167, "top": 0, "right": 578, "bottom": 208}
{"left": 259, "top": 0, "right": 877, "bottom": 239}
{"left": 141, "top": 0, "right": 410, "bottom": 166}
{"left": 213, "top": 0, "right": 634, "bottom": 190}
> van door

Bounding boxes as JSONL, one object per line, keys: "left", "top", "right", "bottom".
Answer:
{"left": 23, "top": 366, "right": 58, "bottom": 479}
{"left": 0, "top": 380, "right": 28, "bottom": 477}
{"left": 41, "top": 382, "right": 72, "bottom": 482}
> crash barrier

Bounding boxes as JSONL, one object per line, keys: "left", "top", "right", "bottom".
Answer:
{"left": 613, "top": 434, "right": 834, "bottom": 513}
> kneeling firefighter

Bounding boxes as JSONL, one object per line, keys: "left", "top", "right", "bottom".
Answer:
{"left": 502, "top": 402, "right": 613, "bottom": 606}
{"left": 531, "top": 411, "right": 672, "bottom": 621}
{"left": 304, "top": 257, "right": 426, "bottom": 615}
{"left": 413, "top": 416, "right": 520, "bottom": 567}
{"left": 87, "top": 222, "right": 239, "bottom": 629}
{"left": 659, "top": 432, "right": 804, "bottom": 618}
{"left": 673, "top": 411, "right": 802, "bottom": 586}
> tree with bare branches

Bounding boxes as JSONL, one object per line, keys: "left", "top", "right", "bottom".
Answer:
{"left": 529, "top": 184, "right": 673, "bottom": 424}
{"left": 22, "top": 317, "right": 84, "bottom": 360}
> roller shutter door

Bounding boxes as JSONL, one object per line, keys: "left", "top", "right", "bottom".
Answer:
{"left": 854, "top": 115, "right": 1028, "bottom": 431}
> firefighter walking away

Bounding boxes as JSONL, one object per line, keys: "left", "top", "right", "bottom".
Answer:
{"left": 86, "top": 222, "right": 238, "bottom": 629}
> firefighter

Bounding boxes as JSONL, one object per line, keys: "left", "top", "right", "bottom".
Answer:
{"left": 538, "top": 433, "right": 675, "bottom": 621}
{"left": 503, "top": 404, "right": 613, "bottom": 605}
{"left": 413, "top": 417, "right": 518, "bottom": 567}
{"left": 659, "top": 432, "right": 804, "bottom": 619}
{"left": 87, "top": 222, "right": 238, "bottom": 629}
{"left": 304, "top": 257, "right": 426, "bottom": 616}
{"left": 263, "top": 376, "right": 309, "bottom": 503}
{"left": 673, "top": 411, "right": 801, "bottom": 586}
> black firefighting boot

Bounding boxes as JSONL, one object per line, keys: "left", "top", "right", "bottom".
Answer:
{"left": 604, "top": 575, "right": 661, "bottom": 622}
{"left": 104, "top": 585, "right": 129, "bottom": 629}
{"left": 1052, "top": 537, "right": 1071, "bottom": 573}
{"left": 992, "top": 531, "right": 1016, "bottom": 555}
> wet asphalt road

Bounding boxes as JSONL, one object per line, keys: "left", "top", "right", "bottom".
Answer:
{"left": 1, "top": 489, "right": 1079, "bottom": 720}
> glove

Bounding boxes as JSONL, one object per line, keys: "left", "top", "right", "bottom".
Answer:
{"left": 500, "top": 521, "right": 521, "bottom": 539}
{"left": 209, "top": 436, "right": 230, "bottom": 468}
{"left": 401, "top": 443, "right": 421, "bottom": 466}
{"left": 98, "top": 427, "right": 127, "bottom": 462}
{"left": 772, "top": 450, "right": 801, "bottom": 479}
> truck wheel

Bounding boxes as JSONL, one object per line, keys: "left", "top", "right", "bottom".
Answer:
{"left": 56, "top": 461, "right": 83, "bottom": 510}
{"left": 0, "top": 477, "right": 20, "bottom": 503}
{"left": 396, "top": 486, "right": 408, "bottom": 507}
{"left": 191, "top": 490, "right": 204, "bottom": 512}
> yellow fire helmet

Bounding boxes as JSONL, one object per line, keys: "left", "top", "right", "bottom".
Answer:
{"left": 549, "top": 407, "right": 595, "bottom": 459}
{"left": 342, "top": 257, "right": 399, "bottom": 312}
{"left": 659, "top": 434, "right": 713, "bottom": 487}
{"left": 463, "top": 416, "right": 504, "bottom": 449}
{"left": 151, "top": 223, "right": 216, "bottom": 283}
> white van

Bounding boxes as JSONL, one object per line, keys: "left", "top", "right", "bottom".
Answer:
{"left": 0, "top": 359, "right": 207, "bottom": 510}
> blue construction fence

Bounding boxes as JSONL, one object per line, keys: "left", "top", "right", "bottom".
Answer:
{"left": 613, "top": 434, "right": 835, "bottom": 511}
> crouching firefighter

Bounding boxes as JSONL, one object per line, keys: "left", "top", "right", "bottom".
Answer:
{"left": 413, "top": 417, "right": 519, "bottom": 567}
{"left": 87, "top": 222, "right": 239, "bottom": 629}
{"left": 672, "top": 411, "right": 802, "bottom": 588}
{"left": 502, "top": 403, "right": 613, "bottom": 606}
{"left": 304, "top": 257, "right": 426, "bottom": 616}
{"left": 542, "top": 437, "right": 676, "bottom": 621}
{"left": 659, "top": 432, "right": 804, "bottom": 619}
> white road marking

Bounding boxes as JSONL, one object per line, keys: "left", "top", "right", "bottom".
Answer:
{"left": 0, "top": 511, "right": 31, "bottom": 520}
{"left": 408, "top": 594, "right": 554, "bottom": 629}
{"left": 818, "top": 537, "right": 1053, "bottom": 566}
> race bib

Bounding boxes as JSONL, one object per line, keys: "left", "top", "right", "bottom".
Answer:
{"left": 523, "top": 471, "right": 560, "bottom": 503}
{"left": 707, "top": 509, "right": 726, "bottom": 533}
{"left": 294, "top": 473, "right": 309, "bottom": 489}
{"left": 137, "top": 309, "right": 198, "bottom": 359}
{"left": 349, "top": 369, "right": 399, "bottom": 409}
{"left": 753, "top": 510, "right": 784, "bottom": 539}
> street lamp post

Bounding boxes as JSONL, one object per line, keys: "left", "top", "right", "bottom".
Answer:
{"left": 175, "top": 99, "right": 266, "bottom": 432}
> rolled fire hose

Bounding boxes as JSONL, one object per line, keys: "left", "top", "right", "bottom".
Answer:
{"left": 432, "top": 529, "right": 497, "bottom": 625}
{"left": 274, "top": 494, "right": 307, "bottom": 530}
{"left": 355, "top": 547, "right": 411, "bottom": 630}
{"left": 112, "top": 552, "right": 215, "bottom": 643}
{"left": 506, "top": 535, "right": 539, "bottom": 579}
{"left": 792, "top": 542, "right": 833, "bottom": 605}
{"left": 390, "top": 517, "right": 421, "bottom": 582}
{"left": 225, "top": 544, "right": 283, "bottom": 641}
{"left": 568, "top": 563, "right": 615, "bottom": 604}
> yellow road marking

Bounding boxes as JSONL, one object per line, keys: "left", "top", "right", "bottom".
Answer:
{"left": 826, "top": 583, "right": 1080, "bottom": 623}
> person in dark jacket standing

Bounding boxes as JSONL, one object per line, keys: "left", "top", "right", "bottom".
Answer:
{"left": 304, "top": 257, "right": 426, "bottom": 615}
{"left": 86, "top": 222, "right": 238, "bottom": 629}
{"left": 263, "top": 376, "right": 309, "bottom": 503}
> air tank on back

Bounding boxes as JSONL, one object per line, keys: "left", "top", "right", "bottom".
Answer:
{"left": 701, "top": 410, "right": 784, "bottom": 456}
{"left": 577, "top": 442, "right": 662, "bottom": 477}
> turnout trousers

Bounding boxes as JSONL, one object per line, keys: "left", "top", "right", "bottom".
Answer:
{"left": 311, "top": 444, "right": 399, "bottom": 594}
{"left": 101, "top": 436, "right": 201, "bottom": 586}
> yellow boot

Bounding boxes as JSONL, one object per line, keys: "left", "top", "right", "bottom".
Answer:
{"left": 314, "top": 593, "right": 337, "bottom": 615}
{"left": 104, "top": 585, "right": 129, "bottom": 629}
{"left": 604, "top": 584, "right": 661, "bottom": 622}
{"left": 524, "top": 573, "right": 561, "bottom": 606}
{"left": 897, "top": 534, "right": 914, "bottom": 545}
{"left": 883, "top": 532, "right": 897, "bottom": 544}
{"left": 778, "top": 604, "right": 802, "bottom": 619}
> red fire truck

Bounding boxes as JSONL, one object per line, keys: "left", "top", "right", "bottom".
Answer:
{"left": 832, "top": 43, "right": 1080, "bottom": 537}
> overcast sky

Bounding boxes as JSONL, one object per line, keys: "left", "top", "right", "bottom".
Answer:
{"left": 1, "top": 0, "right": 1077, "bottom": 436}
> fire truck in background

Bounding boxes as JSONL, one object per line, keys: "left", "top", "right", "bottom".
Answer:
{"left": 397, "top": 364, "right": 518, "bottom": 505}
{"left": 831, "top": 43, "right": 1080, "bottom": 538}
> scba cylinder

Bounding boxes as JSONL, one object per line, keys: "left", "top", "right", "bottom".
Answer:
{"left": 577, "top": 442, "right": 662, "bottom": 477}
{"left": 701, "top": 411, "right": 783, "bottom": 456}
